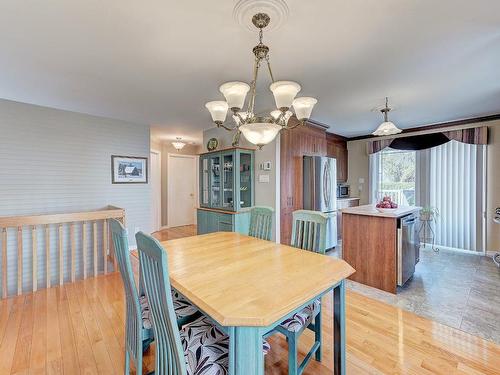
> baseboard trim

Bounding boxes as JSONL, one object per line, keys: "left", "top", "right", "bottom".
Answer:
{"left": 420, "top": 243, "right": 485, "bottom": 255}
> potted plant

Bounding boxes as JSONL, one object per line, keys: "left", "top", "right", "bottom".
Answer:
{"left": 420, "top": 206, "right": 439, "bottom": 222}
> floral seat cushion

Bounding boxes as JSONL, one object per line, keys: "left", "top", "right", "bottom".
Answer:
{"left": 181, "top": 316, "right": 270, "bottom": 375}
{"left": 172, "top": 289, "right": 199, "bottom": 318}
{"left": 279, "top": 300, "right": 320, "bottom": 333}
{"left": 140, "top": 289, "right": 199, "bottom": 329}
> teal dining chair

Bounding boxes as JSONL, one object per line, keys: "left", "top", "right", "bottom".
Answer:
{"left": 109, "top": 219, "right": 200, "bottom": 375}
{"left": 290, "top": 209, "right": 328, "bottom": 254}
{"left": 135, "top": 231, "right": 271, "bottom": 374}
{"left": 110, "top": 219, "right": 154, "bottom": 375}
{"left": 248, "top": 206, "right": 274, "bottom": 241}
{"left": 267, "top": 210, "right": 328, "bottom": 375}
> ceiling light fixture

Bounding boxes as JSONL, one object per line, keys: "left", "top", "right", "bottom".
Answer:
{"left": 172, "top": 137, "right": 186, "bottom": 151}
{"left": 372, "top": 97, "right": 402, "bottom": 136}
{"left": 205, "top": 12, "right": 318, "bottom": 149}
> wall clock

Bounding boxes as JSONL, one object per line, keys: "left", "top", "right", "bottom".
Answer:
{"left": 207, "top": 138, "right": 218, "bottom": 151}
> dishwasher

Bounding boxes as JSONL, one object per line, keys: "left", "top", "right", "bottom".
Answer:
{"left": 397, "top": 214, "right": 417, "bottom": 286}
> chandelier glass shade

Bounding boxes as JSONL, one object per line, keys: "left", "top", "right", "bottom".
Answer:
{"left": 204, "top": 12, "right": 318, "bottom": 148}
{"left": 172, "top": 137, "right": 186, "bottom": 151}
{"left": 372, "top": 97, "right": 402, "bottom": 136}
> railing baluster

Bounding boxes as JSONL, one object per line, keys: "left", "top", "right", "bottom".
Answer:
{"left": 83, "top": 222, "right": 87, "bottom": 279}
{"left": 2, "top": 228, "right": 7, "bottom": 298}
{"left": 58, "top": 224, "right": 63, "bottom": 286}
{"left": 32, "top": 226, "right": 37, "bottom": 292}
{"left": 70, "top": 223, "right": 75, "bottom": 282}
{"left": 17, "top": 227, "right": 22, "bottom": 295}
{"left": 45, "top": 225, "right": 50, "bottom": 289}
{"left": 0, "top": 206, "right": 125, "bottom": 297}
{"left": 103, "top": 219, "right": 108, "bottom": 275}
{"left": 93, "top": 221, "right": 98, "bottom": 276}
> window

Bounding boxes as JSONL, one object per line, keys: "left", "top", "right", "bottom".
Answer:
{"left": 372, "top": 148, "right": 416, "bottom": 206}
{"left": 369, "top": 141, "right": 486, "bottom": 252}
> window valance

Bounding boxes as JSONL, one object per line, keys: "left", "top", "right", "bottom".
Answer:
{"left": 367, "top": 126, "right": 488, "bottom": 154}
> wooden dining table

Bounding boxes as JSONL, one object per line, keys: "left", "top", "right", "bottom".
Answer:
{"left": 159, "top": 231, "right": 355, "bottom": 375}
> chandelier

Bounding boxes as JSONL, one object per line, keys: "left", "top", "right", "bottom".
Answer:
{"left": 205, "top": 13, "right": 318, "bottom": 148}
{"left": 172, "top": 137, "right": 186, "bottom": 151}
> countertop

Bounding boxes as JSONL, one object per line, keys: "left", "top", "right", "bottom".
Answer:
{"left": 341, "top": 204, "right": 421, "bottom": 218}
{"left": 337, "top": 197, "right": 360, "bottom": 201}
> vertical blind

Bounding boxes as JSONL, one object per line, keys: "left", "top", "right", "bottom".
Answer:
{"left": 370, "top": 140, "right": 486, "bottom": 252}
{"left": 428, "top": 141, "right": 485, "bottom": 252}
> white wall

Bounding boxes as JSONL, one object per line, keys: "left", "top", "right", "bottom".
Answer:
{"left": 202, "top": 127, "right": 279, "bottom": 241}
{"left": 0, "top": 99, "right": 151, "bottom": 294}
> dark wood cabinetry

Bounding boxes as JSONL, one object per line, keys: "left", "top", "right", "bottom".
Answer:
{"left": 280, "top": 119, "right": 348, "bottom": 245}
{"left": 326, "top": 133, "right": 348, "bottom": 182}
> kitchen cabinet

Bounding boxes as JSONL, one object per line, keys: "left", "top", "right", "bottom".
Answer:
{"left": 279, "top": 119, "right": 346, "bottom": 245}
{"left": 341, "top": 205, "right": 421, "bottom": 293}
{"left": 326, "top": 133, "right": 348, "bottom": 182}
{"left": 336, "top": 198, "right": 360, "bottom": 241}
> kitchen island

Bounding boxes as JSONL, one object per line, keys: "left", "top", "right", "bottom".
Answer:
{"left": 341, "top": 204, "right": 421, "bottom": 293}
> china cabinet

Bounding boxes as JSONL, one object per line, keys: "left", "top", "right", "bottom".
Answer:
{"left": 198, "top": 147, "right": 254, "bottom": 234}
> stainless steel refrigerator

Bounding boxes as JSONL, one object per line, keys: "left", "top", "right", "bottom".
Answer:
{"left": 303, "top": 156, "right": 338, "bottom": 249}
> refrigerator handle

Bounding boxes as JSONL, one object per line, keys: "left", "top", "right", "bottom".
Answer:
{"left": 323, "top": 161, "right": 331, "bottom": 209}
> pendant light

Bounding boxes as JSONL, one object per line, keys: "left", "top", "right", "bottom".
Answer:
{"left": 172, "top": 137, "right": 186, "bottom": 151}
{"left": 372, "top": 97, "right": 402, "bottom": 136}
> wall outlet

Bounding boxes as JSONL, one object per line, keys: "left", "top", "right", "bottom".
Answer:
{"left": 358, "top": 177, "right": 365, "bottom": 184}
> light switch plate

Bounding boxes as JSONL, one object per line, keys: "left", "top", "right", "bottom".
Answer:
{"left": 259, "top": 174, "right": 270, "bottom": 183}
{"left": 260, "top": 161, "right": 272, "bottom": 171}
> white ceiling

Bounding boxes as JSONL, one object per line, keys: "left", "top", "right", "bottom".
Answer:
{"left": 1, "top": 0, "right": 499, "bottom": 142}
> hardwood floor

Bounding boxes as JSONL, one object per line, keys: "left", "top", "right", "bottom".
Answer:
{"left": 0, "top": 225, "right": 498, "bottom": 375}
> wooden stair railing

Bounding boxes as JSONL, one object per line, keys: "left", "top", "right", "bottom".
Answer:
{"left": 0, "top": 205, "right": 125, "bottom": 298}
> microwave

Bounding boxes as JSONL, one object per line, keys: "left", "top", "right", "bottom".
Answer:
{"left": 337, "top": 184, "right": 350, "bottom": 198}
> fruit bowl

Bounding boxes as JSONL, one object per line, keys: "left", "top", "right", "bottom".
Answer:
{"left": 376, "top": 207, "right": 397, "bottom": 213}
{"left": 375, "top": 195, "right": 398, "bottom": 212}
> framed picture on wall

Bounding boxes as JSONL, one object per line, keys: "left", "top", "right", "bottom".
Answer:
{"left": 111, "top": 155, "right": 148, "bottom": 184}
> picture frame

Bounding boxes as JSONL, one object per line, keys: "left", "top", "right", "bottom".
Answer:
{"left": 111, "top": 155, "right": 148, "bottom": 184}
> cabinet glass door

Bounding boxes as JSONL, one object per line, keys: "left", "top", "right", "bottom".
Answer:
{"left": 209, "top": 154, "right": 221, "bottom": 208}
{"left": 201, "top": 157, "right": 209, "bottom": 206}
{"left": 222, "top": 153, "right": 234, "bottom": 209}
{"left": 239, "top": 152, "right": 252, "bottom": 208}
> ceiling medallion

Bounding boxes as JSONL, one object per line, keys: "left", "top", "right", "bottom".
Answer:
{"left": 233, "top": 0, "right": 289, "bottom": 32}
{"left": 205, "top": 12, "right": 318, "bottom": 149}
{"left": 372, "top": 97, "right": 403, "bottom": 136}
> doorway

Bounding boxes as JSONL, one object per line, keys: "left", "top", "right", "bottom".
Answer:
{"left": 150, "top": 150, "right": 162, "bottom": 232}
{"left": 167, "top": 153, "right": 197, "bottom": 228}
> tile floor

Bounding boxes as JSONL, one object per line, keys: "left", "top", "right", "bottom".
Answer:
{"left": 330, "top": 246, "right": 500, "bottom": 344}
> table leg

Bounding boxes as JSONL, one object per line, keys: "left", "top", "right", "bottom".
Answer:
{"left": 232, "top": 326, "right": 264, "bottom": 375}
{"left": 333, "top": 280, "right": 346, "bottom": 375}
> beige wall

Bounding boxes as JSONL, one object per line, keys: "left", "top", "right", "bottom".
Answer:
{"left": 346, "top": 120, "right": 500, "bottom": 252}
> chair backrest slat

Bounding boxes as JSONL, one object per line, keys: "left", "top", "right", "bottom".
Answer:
{"left": 136, "top": 231, "right": 186, "bottom": 375}
{"left": 109, "top": 219, "right": 143, "bottom": 359}
{"left": 290, "top": 210, "right": 328, "bottom": 254}
{"left": 248, "top": 206, "right": 274, "bottom": 241}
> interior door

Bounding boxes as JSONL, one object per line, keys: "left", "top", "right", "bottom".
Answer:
{"left": 168, "top": 154, "right": 197, "bottom": 227}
